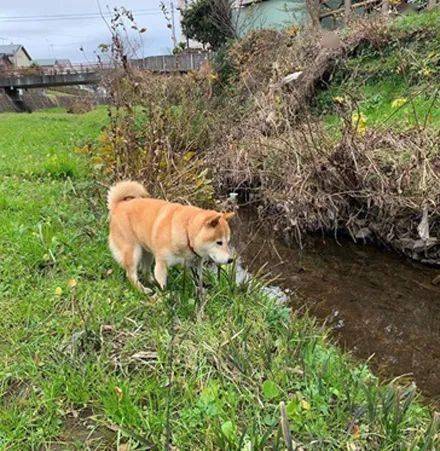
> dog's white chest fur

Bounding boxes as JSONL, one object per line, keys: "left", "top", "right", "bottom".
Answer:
{"left": 165, "top": 253, "right": 188, "bottom": 266}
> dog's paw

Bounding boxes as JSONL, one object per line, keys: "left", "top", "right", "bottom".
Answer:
{"left": 148, "top": 291, "right": 161, "bottom": 303}
{"left": 139, "top": 285, "right": 153, "bottom": 295}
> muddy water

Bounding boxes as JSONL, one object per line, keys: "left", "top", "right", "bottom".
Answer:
{"left": 234, "top": 210, "right": 440, "bottom": 403}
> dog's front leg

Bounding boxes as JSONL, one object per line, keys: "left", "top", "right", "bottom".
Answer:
{"left": 196, "top": 257, "right": 205, "bottom": 299}
{"left": 154, "top": 259, "right": 168, "bottom": 290}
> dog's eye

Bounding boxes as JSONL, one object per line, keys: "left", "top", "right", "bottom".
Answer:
{"left": 216, "top": 241, "right": 223, "bottom": 246}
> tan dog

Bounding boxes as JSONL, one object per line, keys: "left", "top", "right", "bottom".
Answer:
{"left": 107, "top": 181, "right": 234, "bottom": 293}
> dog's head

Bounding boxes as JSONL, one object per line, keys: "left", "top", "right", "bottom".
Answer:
{"left": 193, "top": 211, "right": 235, "bottom": 265}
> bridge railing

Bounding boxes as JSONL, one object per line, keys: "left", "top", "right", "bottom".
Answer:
{"left": 0, "top": 63, "right": 114, "bottom": 78}
{"left": 0, "top": 52, "right": 211, "bottom": 81}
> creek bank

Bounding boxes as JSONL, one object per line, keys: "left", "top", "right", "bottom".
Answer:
{"left": 0, "top": 87, "right": 102, "bottom": 113}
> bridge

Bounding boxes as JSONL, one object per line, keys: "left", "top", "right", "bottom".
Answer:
{"left": 0, "top": 53, "right": 210, "bottom": 112}
{"left": 0, "top": 70, "right": 100, "bottom": 90}
{"left": 0, "top": 53, "right": 210, "bottom": 91}
{"left": 0, "top": 64, "right": 105, "bottom": 90}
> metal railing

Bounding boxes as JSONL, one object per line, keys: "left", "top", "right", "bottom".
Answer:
{"left": 0, "top": 52, "right": 210, "bottom": 79}
{"left": 0, "top": 63, "right": 113, "bottom": 77}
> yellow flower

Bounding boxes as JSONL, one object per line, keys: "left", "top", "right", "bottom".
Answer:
{"left": 351, "top": 112, "right": 367, "bottom": 136}
{"left": 67, "top": 278, "right": 77, "bottom": 288}
{"left": 391, "top": 98, "right": 407, "bottom": 109}
{"left": 114, "top": 386, "right": 123, "bottom": 399}
{"left": 183, "top": 151, "right": 196, "bottom": 162}
{"left": 300, "top": 399, "right": 311, "bottom": 410}
{"left": 54, "top": 287, "right": 63, "bottom": 296}
{"left": 421, "top": 67, "right": 432, "bottom": 77}
{"left": 333, "top": 96, "right": 345, "bottom": 104}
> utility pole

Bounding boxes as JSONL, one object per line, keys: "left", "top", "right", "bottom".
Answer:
{"left": 170, "top": 1, "right": 177, "bottom": 49}
{"left": 184, "top": 0, "right": 190, "bottom": 49}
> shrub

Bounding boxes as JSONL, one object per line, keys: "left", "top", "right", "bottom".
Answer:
{"left": 181, "top": 0, "right": 237, "bottom": 50}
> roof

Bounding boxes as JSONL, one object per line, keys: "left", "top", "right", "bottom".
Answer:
{"left": 0, "top": 44, "right": 32, "bottom": 60}
{"left": 55, "top": 58, "right": 72, "bottom": 65}
{"left": 33, "top": 58, "right": 72, "bottom": 66}
{"left": 33, "top": 58, "right": 57, "bottom": 66}
{"left": 0, "top": 44, "right": 21, "bottom": 56}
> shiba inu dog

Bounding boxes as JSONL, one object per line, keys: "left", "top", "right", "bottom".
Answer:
{"left": 107, "top": 181, "right": 234, "bottom": 293}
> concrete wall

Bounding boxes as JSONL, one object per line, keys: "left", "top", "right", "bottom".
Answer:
{"left": 0, "top": 89, "right": 55, "bottom": 112}
{"left": 233, "top": 0, "right": 307, "bottom": 35}
{"left": 0, "top": 88, "right": 98, "bottom": 113}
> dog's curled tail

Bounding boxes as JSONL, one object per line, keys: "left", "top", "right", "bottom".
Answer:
{"left": 107, "top": 180, "right": 148, "bottom": 212}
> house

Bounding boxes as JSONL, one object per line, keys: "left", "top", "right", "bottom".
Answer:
{"left": 0, "top": 44, "right": 32, "bottom": 68}
{"left": 233, "top": 0, "right": 307, "bottom": 35}
{"left": 33, "top": 58, "right": 73, "bottom": 71}
{"left": 178, "top": 0, "right": 306, "bottom": 45}
{"left": 0, "top": 55, "right": 13, "bottom": 70}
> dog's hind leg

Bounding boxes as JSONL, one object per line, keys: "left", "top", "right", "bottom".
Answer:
{"left": 124, "top": 244, "right": 152, "bottom": 294}
{"left": 139, "top": 250, "right": 154, "bottom": 283}
{"left": 153, "top": 259, "right": 168, "bottom": 290}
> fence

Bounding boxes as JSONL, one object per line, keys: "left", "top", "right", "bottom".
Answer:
{"left": 131, "top": 52, "right": 210, "bottom": 73}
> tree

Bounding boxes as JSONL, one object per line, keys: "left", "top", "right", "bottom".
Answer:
{"left": 181, "top": 0, "right": 237, "bottom": 50}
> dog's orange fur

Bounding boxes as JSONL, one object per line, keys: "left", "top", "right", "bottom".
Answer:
{"left": 107, "top": 181, "right": 234, "bottom": 292}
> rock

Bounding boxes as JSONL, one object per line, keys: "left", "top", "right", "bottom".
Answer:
{"left": 320, "top": 31, "right": 342, "bottom": 50}
{"left": 355, "top": 227, "right": 371, "bottom": 240}
{"left": 270, "top": 71, "right": 303, "bottom": 90}
{"left": 417, "top": 205, "right": 430, "bottom": 241}
{"left": 280, "top": 71, "right": 303, "bottom": 85}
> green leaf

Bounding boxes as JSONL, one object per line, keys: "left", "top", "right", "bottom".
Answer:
{"left": 262, "top": 380, "right": 279, "bottom": 400}
{"left": 286, "top": 399, "right": 299, "bottom": 419}
{"left": 221, "top": 420, "right": 234, "bottom": 441}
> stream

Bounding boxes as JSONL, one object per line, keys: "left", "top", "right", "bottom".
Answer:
{"left": 234, "top": 209, "right": 440, "bottom": 404}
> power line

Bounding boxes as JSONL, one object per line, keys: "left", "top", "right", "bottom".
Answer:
{"left": 0, "top": 9, "right": 162, "bottom": 23}
{"left": 0, "top": 8, "right": 160, "bottom": 19}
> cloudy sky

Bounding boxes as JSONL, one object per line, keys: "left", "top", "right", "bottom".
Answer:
{"left": 0, "top": 1, "right": 182, "bottom": 63}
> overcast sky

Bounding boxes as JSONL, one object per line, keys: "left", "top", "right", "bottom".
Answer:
{"left": 0, "top": 1, "right": 182, "bottom": 63}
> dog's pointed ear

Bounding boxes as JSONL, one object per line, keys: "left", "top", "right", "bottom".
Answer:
{"left": 223, "top": 211, "right": 235, "bottom": 221}
{"left": 205, "top": 213, "right": 222, "bottom": 228}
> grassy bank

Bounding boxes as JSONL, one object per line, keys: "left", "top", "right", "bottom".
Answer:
{"left": 316, "top": 10, "right": 440, "bottom": 131}
{"left": 0, "top": 109, "right": 438, "bottom": 448}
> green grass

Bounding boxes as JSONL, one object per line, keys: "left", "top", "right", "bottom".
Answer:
{"left": 316, "top": 9, "right": 440, "bottom": 133}
{"left": 0, "top": 109, "right": 438, "bottom": 449}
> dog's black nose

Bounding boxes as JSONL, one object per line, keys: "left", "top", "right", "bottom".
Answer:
{"left": 227, "top": 258, "right": 233, "bottom": 264}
